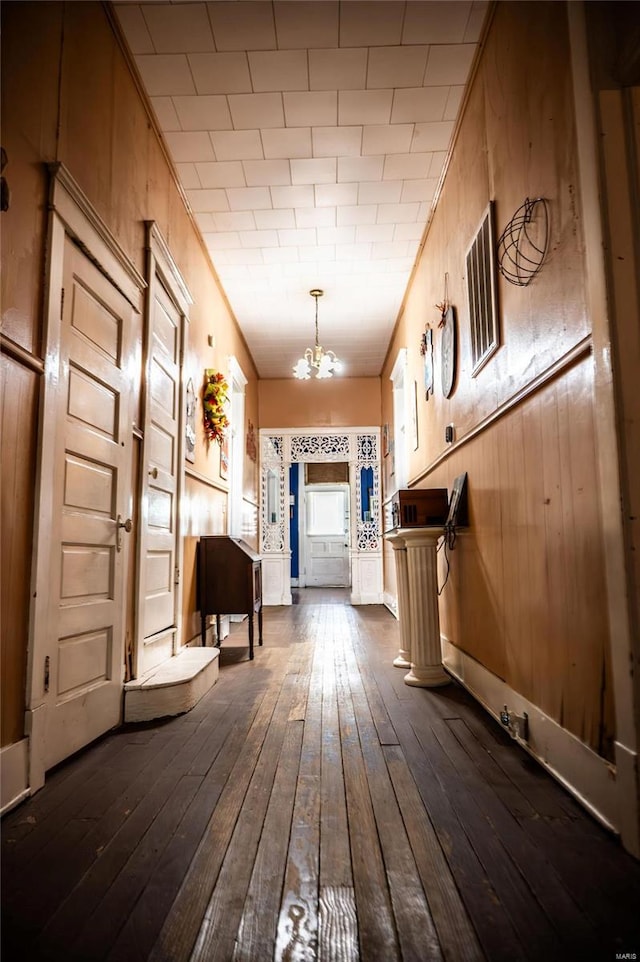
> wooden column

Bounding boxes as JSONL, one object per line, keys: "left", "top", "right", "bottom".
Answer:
{"left": 386, "top": 528, "right": 450, "bottom": 688}
{"left": 386, "top": 533, "right": 412, "bottom": 668}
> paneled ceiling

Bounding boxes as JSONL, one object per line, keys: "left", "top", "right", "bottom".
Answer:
{"left": 114, "top": 1, "right": 488, "bottom": 378}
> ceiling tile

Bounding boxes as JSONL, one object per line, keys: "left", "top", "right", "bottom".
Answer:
{"left": 383, "top": 152, "right": 432, "bottom": 180}
{"left": 194, "top": 211, "right": 216, "bottom": 231}
{"left": 367, "top": 46, "right": 428, "bottom": 89}
{"left": 228, "top": 93, "right": 285, "bottom": 129}
{"left": 226, "top": 186, "right": 273, "bottom": 210}
{"left": 361, "top": 124, "right": 414, "bottom": 155}
{"left": 173, "top": 95, "right": 232, "bottom": 131}
{"left": 337, "top": 205, "right": 377, "bottom": 226}
{"left": 401, "top": 1, "right": 472, "bottom": 44}
{"left": 299, "top": 245, "right": 336, "bottom": 262}
{"left": 295, "top": 207, "right": 336, "bottom": 228}
{"left": 371, "top": 240, "right": 412, "bottom": 260}
{"left": 308, "top": 48, "right": 368, "bottom": 91}
{"left": 338, "top": 90, "right": 393, "bottom": 126}
{"left": 400, "top": 178, "right": 438, "bottom": 202}
{"left": 443, "top": 85, "right": 465, "bottom": 120}
{"left": 391, "top": 86, "right": 449, "bottom": 123}
{"left": 211, "top": 210, "right": 257, "bottom": 231}
{"left": 135, "top": 55, "right": 196, "bottom": 96}
{"left": 243, "top": 159, "right": 291, "bottom": 187}
{"left": 202, "top": 231, "right": 241, "bottom": 250}
{"left": 291, "top": 158, "right": 337, "bottom": 186}
{"left": 284, "top": 91, "right": 337, "bottom": 128}
{"left": 394, "top": 221, "right": 424, "bottom": 240}
{"left": 165, "top": 131, "right": 216, "bottom": 162}
{"left": 465, "top": 1, "right": 489, "bottom": 42}
{"left": 248, "top": 50, "right": 308, "bottom": 93}
{"left": 315, "top": 183, "right": 358, "bottom": 207}
{"left": 312, "top": 126, "right": 362, "bottom": 158}
{"left": 210, "top": 129, "right": 264, "bottom": 161}
{"left": 279, "top": 228, "right": 317, "bottom": 247}
{"left": 358, "top": 180, "right": 402, "bottom": 205}
{"left": 175, "top": 162, "right": 201, "bottom": 188}
{"left": 206, "top": 2, "right": 276, "bottom": 51}
{"left": 254, "top": 208, "right": 296, "bottom": 230}
{"left": 141, "top": 4, "right": 214, "bottom": 54}
{"left": 239, "top": 229, "right": 279, "bottom": 248}
{"left": 337, "top": 156, "right": 383, "bottom": 183}
{"left": 316, "top": 226, "right": 356, "bottom": 246}
{"left": 424, "top": 44, "right": 475, "bottom": 85}
{"left": 218, "top": 248, "right": 264, "bottom": 265}
{"left": 274, "top": 1, "right": 339, "bottom": 49}
{"left": 335, "top": 243, "right": 372, "bottom": 261}
{"left": 262, "top": 127, "right": 312, "bottom": 159}
{"left": 271, "top": 185, "right": 315, "bottom": 208}
{"left": 410, "top": 120, "right": 455, "bottom": 152}
{"left": 376, "top": 202, "right": 420, "bottom": 223}
{"left": 151, "top": 96, "right": 181, "bottom": 131}
{"left": 262, "top": 247, "right": 298, "bottom": 264}
{"left": 114, "top": 6, "right": 154, "bottom": 54}
{"left": 339, "top": 2, "right": 404, "bottom": 47}
{"left": 195, "top": 161, "right": 246, "bottom": 188}
{"left": 356, "top": 222, "right": 395, "bottom": 243}
{"left": 187, "top": 52, "right": 252, "bottom": 94}
{"left": 185, "top": 187, "right": 229, "bottom": 211}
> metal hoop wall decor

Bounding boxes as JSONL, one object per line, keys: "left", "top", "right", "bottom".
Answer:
{"left": 497, "top": 197, "right": 550, "bottom": 286}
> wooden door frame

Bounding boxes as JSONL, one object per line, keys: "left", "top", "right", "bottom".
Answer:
{"left": 131, "top": 222, "right": 192, "bottom": 682}
{"left": 26, "top": 164, "right": 145, "bottom": 792}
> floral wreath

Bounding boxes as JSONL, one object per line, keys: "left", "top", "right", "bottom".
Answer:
{"left": 203, "top": 370, "right": 229, "bottom": 445}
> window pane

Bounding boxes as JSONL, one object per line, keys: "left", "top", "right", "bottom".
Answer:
{"left": 307, "top": 491, "right": 345, "bottom": 535}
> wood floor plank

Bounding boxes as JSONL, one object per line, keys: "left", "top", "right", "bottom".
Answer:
{"left": 190, "top": 687, "right": 301, "bottom": 962}
{"left": 319, "top": 634, "right": 352, "bottom": 889}
{"left": 148, "top": 683, "right": 285, "bottom": 962}
{"left": 383, "top": 745, "right": 485, "bottom": 962}
{"left": 338, "top": 634, "right": 443, "bottom": 962}
{"left": 319, "top": 886, "right": 358, "bottom": 962}
{"left": 335, "top": 638, "right": 401, "bottom": 962}
{"left": 231, "top": 720, "right": 304, "bottom": 962}
{"left": 106, "top": 689, "right": 267, "bottom": 962}
{"left": 274, "top": 635, "right": 324, "bottom": 962}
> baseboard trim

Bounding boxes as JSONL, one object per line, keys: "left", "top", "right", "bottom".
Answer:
{"left": 1, "top": 739, "right": 30, "bottom": 815}
{"left": 441, "top": 637, "right": 619, "bottom": 835}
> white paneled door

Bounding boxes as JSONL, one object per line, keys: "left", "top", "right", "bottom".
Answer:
{"left": 304, "top": 486, "right": 350, "bottom": 587}
{"left": 42, "top": 237, "right": 135, "bottom": 770}
{"left": 136, "top": 273, "right": 183, "bottom": 676}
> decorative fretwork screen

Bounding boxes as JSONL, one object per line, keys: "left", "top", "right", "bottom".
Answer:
{"left": 260, "top": 429, "right": 381, "bottom": 555}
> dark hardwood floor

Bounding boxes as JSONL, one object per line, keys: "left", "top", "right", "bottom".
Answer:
{"left": 3, "top": 591, "right": 640, "bottom": 961}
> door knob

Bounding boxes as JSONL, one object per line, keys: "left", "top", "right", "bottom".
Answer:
{"left": 115, "top": 515, "right": 133, "bottom": 552}
{"left": 149, "top": 466, "right": 158, "bottom": 479}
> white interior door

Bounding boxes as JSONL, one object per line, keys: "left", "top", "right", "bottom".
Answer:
{"left": 41, "top": 236, "right": 135, "bottom": 770}
{"left": 304, "top": 485, "right": 350, "bottom": 587}
{"left": 136, "top": 275, "right": 183, "bottom": 675}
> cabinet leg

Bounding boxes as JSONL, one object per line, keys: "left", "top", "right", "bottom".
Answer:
{"left": 201, "top": 614, "right": 206, "bottom": 646}
{"left": 248, "top": 615, "right": 254, "bottom": 660}
{"left": 216, "top": 614, "right": 221, "bottom": 648}
{"left": 258, "top": 607, "right": 263, "bottom": 646}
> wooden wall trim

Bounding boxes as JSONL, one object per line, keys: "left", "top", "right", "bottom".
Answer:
{"left": 185, "top": 465, "right": 228, "bottom": 495}
{"left": 409, "top": 335, "right": 593, "bottom": 487}
{"left": 0, "top": 335, "right": 45, "bottom": 376}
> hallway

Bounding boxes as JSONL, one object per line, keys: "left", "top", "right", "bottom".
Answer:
{"left": 2, "top": 593, "right": 640, "bottom": 962}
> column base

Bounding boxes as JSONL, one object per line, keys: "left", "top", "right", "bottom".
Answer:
{"left": 393, "top": 652, "right": 412, "bottom": 668}
{"left": 404, "top": 665, "right": 450, "bottom": 688}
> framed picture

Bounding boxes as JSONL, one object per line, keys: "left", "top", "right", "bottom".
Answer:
{"left": 219, "top": 436, "right": 229, "bottom": 480}
{"left": 185, "top": 377, "right": 196, "bottom": 463}
{"left": 411, "top": 380, "right": 419, "bottom": 450}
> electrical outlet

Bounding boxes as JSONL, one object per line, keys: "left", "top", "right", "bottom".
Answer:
{"left": 500, "top": 705, "right": 529, "bottom": 741}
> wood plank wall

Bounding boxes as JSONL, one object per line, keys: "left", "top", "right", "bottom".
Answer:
{"left": 0, "top": 1, "right": 259, "bottom": 748}
{"left": 381, "top": 2, "right": 616, "bottom": 758}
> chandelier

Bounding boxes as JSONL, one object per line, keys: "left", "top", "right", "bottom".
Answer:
{"left": 292, "top": 289, "right": 341, "bottom": 379}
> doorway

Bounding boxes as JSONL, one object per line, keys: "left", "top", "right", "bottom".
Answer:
{"left": 303, "top": 485, "right": 351, "bottom": 587}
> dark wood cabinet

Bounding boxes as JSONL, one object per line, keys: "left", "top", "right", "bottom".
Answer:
{"left": 197, "top": 536, "right": 263, "bottom": 660}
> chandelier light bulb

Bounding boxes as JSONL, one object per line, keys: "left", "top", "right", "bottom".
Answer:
{"left": 292, "top": 289, "right": 341, "bottom": 380}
